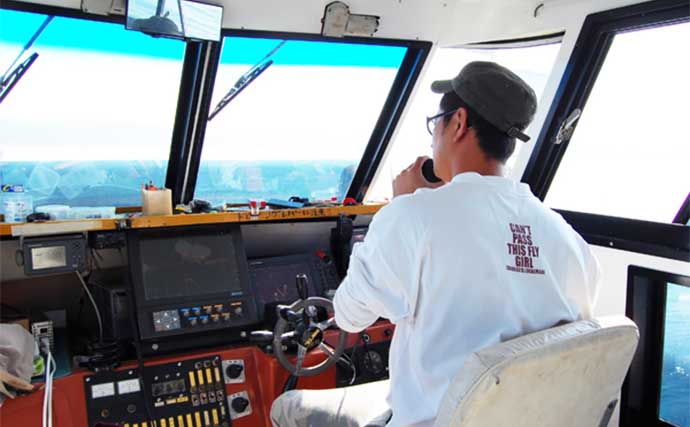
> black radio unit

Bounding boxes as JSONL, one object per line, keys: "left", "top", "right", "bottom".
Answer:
{"left": 127, "top": 224, "right": 259, "bottom": 347}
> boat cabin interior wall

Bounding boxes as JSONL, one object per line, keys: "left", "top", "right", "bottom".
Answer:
{"left": 0, "top": 0, "right": 688, "bottom": 426}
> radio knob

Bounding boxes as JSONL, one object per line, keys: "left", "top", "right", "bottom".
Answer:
{"left": 231, "top": 396, "right": 249, "bottom": 413}
{"left": 225, "top": 363, "right": 244, "bottom": 379}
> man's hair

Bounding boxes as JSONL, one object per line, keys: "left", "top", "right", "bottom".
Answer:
{"left": 440, "top": 92, "right": 517, "bottom": 164}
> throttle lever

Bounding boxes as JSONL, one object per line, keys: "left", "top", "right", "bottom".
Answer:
{"left": 277, "top": 305, "right": 302, "bottom": 323}
{"left": 296, "top": 274, "right": 309, "bottom": 300}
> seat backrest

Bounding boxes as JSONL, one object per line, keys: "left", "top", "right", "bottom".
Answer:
{"left": 434, "top": 316, "right": 639, "bottom": 427}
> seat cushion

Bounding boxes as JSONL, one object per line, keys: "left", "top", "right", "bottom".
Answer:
{"left": 434, "top": 316, "right": 639, "bottom": 427}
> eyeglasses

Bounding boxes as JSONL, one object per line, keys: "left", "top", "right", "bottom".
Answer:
{"left": 425, "top": 109, "right": 459, "bottom": 136}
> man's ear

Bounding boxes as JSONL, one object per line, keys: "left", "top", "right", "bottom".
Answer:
{"left": 450, "top": 107, "right": 469, "bottom": 144}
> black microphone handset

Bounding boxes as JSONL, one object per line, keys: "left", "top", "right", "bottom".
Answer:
{"left": 422, "top": 158, "right": 442, "bottom": 183}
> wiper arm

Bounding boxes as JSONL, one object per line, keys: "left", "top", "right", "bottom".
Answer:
{"left": 0, "top": 53, "right": 39, "bottom": 104}
{"left": 0, "top": 16, "right": 53, "bottom": 83}
{"left": 208, "top": 40, "right": 286, "bottom": 121}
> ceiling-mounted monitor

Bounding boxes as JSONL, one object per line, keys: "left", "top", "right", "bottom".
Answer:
{"left": 126, "top": 0, "right": 223, "bottom": 42}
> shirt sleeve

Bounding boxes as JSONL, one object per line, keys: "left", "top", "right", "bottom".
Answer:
{"left": 333, "top": 199, "right": 423, "bottom": 333}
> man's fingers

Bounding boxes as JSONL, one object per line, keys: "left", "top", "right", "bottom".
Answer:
{"left": 413, "top": 156, "right": 428, "bottom": 169}
{"left": 0, "top": 370, "right": 33, "bottom": 391}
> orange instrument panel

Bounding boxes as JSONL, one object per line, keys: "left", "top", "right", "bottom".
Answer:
{"left": 0, "top": 322, "right": 394, "bottom": 427}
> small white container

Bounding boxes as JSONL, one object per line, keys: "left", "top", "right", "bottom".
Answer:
{"left": 67, "top": 206, "right": 116, "bottom": 219}
{"left": 2, "top": 191, "right": 33, "bottom": 223}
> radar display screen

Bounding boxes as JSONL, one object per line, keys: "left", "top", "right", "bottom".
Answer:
{"left": 139, "top": 232, "right": 243, "bottom": 301}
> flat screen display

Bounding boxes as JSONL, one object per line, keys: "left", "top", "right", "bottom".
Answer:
{"left": 180, "top": 0, "right": 222, "bottom": 41}
{"left": 139, "top": 233, "right": 243, "bottom": 301}
{"left": 126, "top": 0, "right": 222, "bottom": 41}
{"left": 250, "top": 260, "right": 317, "bottom": 307}
{"left": 31, "top": 246, "right": 66, "bottom": 270}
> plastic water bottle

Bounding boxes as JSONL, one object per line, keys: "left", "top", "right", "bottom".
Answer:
{"left": 1, "top": 185, "right": 34, "bottom": 223}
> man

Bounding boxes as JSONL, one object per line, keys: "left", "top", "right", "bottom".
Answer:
{"left": 271, "top": 61, "right": 600, "bottom": 427}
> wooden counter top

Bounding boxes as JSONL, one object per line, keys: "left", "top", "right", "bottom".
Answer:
{"left": 0, "top": 204, "right": 384, "bottom": 237}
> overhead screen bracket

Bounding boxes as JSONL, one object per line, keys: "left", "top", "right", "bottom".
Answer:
{"left": 321, "top": 1, "right": 380, "bottom": 37}
{"left": 81, "top": 0, "right": 126, "bottom": 16}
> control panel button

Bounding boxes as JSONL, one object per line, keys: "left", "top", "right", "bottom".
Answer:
{"left": 225, "top": 364, "right": 244, "bottom": 379}
{"left": 192, "top": 307, "right": 201, "bottom": 316}
{"left": 188, "top": 317, "right": 198, "bottom": 326}
{"left": 200, "top": 315, "right": 209, "bottom": 325}
{"left": 233, "top": 307, "right": 243, "bottom": 316}
{"left": 231, "top": 397, "right": 249, "bottom": 413}
{"left": 180, "top": 308, "right": 190, "bottom": 317}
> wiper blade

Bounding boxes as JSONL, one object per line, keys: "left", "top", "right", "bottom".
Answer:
{"left": 208, "top": 40, "right": 286, "bottom": 121}
{"left": 0, "top": 16, "right": 53, "bottom": 83}
{"left": 0, "top": 53, "right": 39, "bottom": 104}
{"left": 0, "top": 16, "right": 53, "bottom": 105}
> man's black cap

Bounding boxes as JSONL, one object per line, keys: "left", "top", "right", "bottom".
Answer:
{"left": 431, "top": 61, "right": 537, "bottom": 142}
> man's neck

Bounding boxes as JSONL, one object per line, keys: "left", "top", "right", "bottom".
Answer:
{"left": 450, "top": 159, "right": 503, "bottom": 179}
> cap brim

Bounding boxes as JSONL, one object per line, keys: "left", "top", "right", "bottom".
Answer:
{"left": 431, "top": 79, "right": 453, "bottom": 94}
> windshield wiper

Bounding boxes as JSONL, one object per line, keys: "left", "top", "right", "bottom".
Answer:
{"left": 0, "top": 53, "right": 39, "bottom": 104}
{"left": 208, "top": 40, "right": 286, "bottom": 121}
{"left": 0, "top": 16, "right": 54, "bottom": 105}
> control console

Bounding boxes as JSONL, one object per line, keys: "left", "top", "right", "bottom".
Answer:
{"left": 84, "top": 355, "right": 232, "bottom": 427}
{"left": 147, "top": 299, "right": 253, "bottom": 337}
{"left": 127, "top": 224, "right": 259, "bottom": 345}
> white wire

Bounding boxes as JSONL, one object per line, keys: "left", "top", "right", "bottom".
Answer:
{"left": 48, "top": 352, "right": 56, "bottom": 427}
{"left": 42, "top": 348, "right": 48, "bottom": 427}
{"left": 41, "top": 342, "right": 55, "bottom": 427}
{"left": 75, "top": 271, "right": 104, "bottom": 343}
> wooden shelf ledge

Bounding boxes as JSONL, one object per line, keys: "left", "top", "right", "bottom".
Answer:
{"left": 0, "top": 204, "right": 384, "bottom": 237}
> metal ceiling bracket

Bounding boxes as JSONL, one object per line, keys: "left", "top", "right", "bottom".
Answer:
{"left": 321, "top": 1, "right": 380, "bottom": 37}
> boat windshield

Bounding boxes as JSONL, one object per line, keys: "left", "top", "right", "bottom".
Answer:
{"left": 0, "top": 7, "right": 408, "bottom": 208}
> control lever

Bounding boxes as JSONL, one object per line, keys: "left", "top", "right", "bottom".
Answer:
{"left": 277, "top": 305, "right": 302, "bottom": 323}
{"left": 248, "top": 330, "right": 274, "bottom": 344}
{"left": 249, "top": 330, "right": 297, "bottom": 345}
{"left": 296, "top": 274, "right": 309, "bottom": 300}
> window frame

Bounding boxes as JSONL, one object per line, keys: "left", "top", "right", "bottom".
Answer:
{"left": 521, "top": 0, "right": 690, "bottom": 260}
{"left": 183, "top": 28, "right": 431, "bottom": 205}
{"left": 622, "top": 265, "right": 690, "bottom": 427}
{"left": 1, "top": 0, "right": 196, "bottom": 207}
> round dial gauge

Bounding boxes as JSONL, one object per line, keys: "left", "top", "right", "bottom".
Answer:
{"left": 362, "top": 350, "right": 385, "bottom": 375}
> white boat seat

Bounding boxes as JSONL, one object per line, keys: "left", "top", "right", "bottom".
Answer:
{"left": 270, "top": 316, "right": 639, "bottom": 427}
{"left": 434, "top": 316, "right": 639, "bottom": 427}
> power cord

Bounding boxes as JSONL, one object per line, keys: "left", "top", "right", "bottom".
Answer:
{"left": 336, "top": 351, "right": 357, "bottom": 385}
{"left": 75, "top": 271, "right": 103, "bottom": 344}
{"left": 74, "top": 271, "right": 123, "bottom": 370}
{"left": 40, "top": 338, "right": 56, "bottom": 427}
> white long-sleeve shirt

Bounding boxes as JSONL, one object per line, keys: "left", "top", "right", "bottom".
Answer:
{"left": 333, "top": 172, "right": 600, "bottom": 427}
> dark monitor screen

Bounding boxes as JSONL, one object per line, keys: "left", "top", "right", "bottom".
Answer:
{"left": 138, "top": 230, "right": 244, "bottom": 302}
{"left": 251, "top": 261, "right": 317, "bottom": 307}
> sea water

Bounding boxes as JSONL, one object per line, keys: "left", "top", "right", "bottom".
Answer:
{"left": 660, "top": 283, "right": 690, "bottom": 426}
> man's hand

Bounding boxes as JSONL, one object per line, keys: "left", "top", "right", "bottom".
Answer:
{"left": 392, "top": 156, "right": 443, "bottom": 197}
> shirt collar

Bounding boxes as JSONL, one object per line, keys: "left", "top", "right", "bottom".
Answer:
{"left": 450, "top": 172, "right": 532, "bottom": 194}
